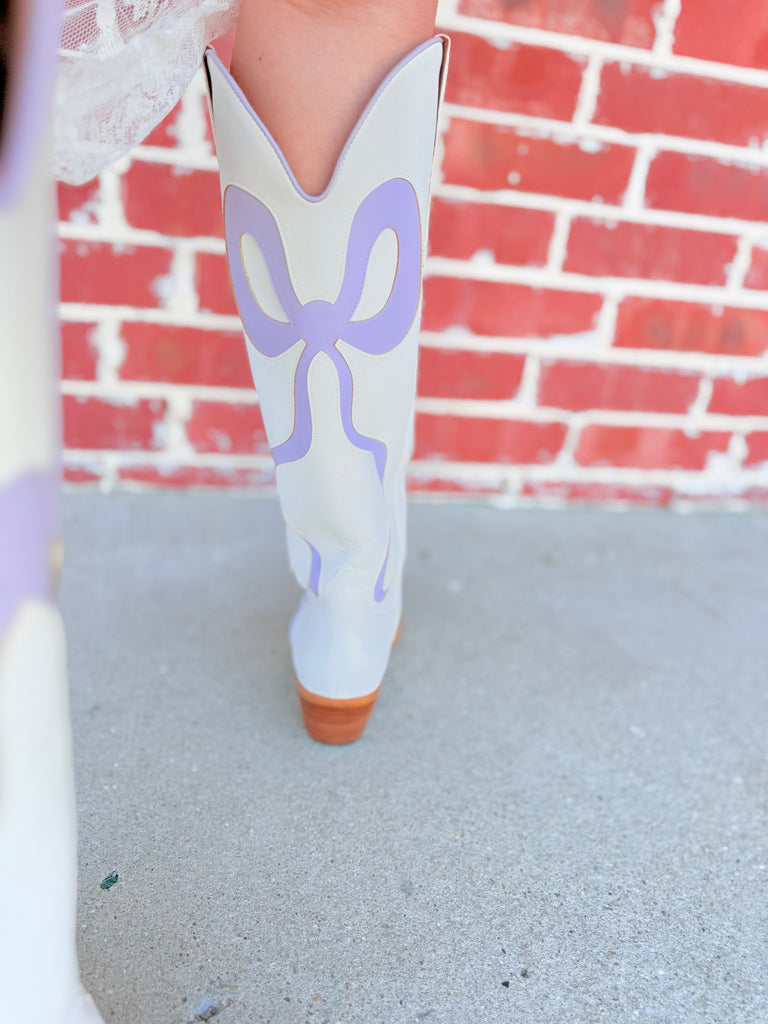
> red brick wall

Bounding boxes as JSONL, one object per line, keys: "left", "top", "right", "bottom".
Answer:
{"left": 58, "top": 0, "right": 768, "bottom": 507}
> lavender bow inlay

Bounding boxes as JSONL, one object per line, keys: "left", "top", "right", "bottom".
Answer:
{"left": 0, "top": 471, "right": 57, "bottom": 641}
{"left": 225, "top": 177, "right": 422, "bottom": 601}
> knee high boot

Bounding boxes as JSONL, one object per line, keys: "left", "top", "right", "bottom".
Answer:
{"left": 205, "top": 36, "right": 448, "bottom": 744}
{"left": 0, "top": 2, "right": 104, "bottom": 1021}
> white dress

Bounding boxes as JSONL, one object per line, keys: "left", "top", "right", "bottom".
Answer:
{"left": 55, "top": 0, "right": 239, "bottom": 184}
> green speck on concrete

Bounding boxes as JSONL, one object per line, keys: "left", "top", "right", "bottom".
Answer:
{"left": 100, "top": 872, "right": 119, "bottom": 890}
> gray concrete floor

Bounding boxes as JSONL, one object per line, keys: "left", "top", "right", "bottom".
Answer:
{"left": 61, "top": 494, "right": 768, "bottom": 1024}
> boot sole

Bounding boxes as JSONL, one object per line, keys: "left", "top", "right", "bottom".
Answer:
{"left": 297, "top": 620, "right": 401, "bottom": 744}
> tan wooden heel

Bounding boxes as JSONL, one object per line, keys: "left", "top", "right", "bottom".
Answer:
{"left": 297, "top": 682, "right": 380, "bottom": 745}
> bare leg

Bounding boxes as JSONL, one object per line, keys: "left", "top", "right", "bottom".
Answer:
{"left": 230, "top": 0, "right": 439, "bottom": 196}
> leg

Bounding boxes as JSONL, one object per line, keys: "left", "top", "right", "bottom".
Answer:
{"left": 207, "top": 3, "right": 448, "bottom": 741}
{"left": 0, "top": 2, "right": 104, "bottom": 1020}
{"left": 231, "top": 0, "right": 439, "bottom": 195}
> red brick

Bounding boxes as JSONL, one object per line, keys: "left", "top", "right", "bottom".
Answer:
{"left": 59, "top": 240, "right": 173, "bottom": 307}
{"left": 428, "top": 198, "right": 553, "bottom": 266}
{"left": 143, "top": 100, "right": 183, "bottom": 148}
{"left": 445, "top": 32, "right": 585, "bottom": 120}
{"left": 442, "top": 119, "right": 635, "bottom": 203}
{"left": 645, "top": 152, "right": 768, "bottom": 223}
{"left": 118, "top": 464, "right": 276, "bottom": 488}
{"left": 196, "top": 251, "right": 237, "bottom": 315}
{"left": 709, "top": 377, "right": 768, "bottom": 416}
{"left": 745, "top": 432, "right": 768, "bottom": 465}
{"left": 63, "top": 464, "right": 101, "bottom": 484}
{"left": 521, "top": 480, "right": 674, "bottom": 505}
{"left": 614, "top": 297, "right": 768, "bottom": 358}
{"left": 417, "top": 348, "right": 526, "bottom": 400}
{"left": 575, "top": 424, "right": 730, "bottom": 470}
{"left": 744, "top": 246, "right": 768, "bottom": 289}
{"left": 457, "top": 0, "right": 657, "bottom": 48}
{"left": 122, "top": 162, "right": 223, "bottom": 238}
{"left": 60, "top": 322, "right": 99, "bottom": 381}
{"left": 62, "top": 396, "right": 167, "bottom": 450}
{"left": 538, "top": 361, "right": 700, "bottom": 413}
{"left": 594, "top": 63, "right": 768, "bottom": 148}
{"left": 118, "top": 323, "right": 251, "bottom": 388}
{"left": 673, "top": 0, "right": 768, "bottom": 69}
{"left": 186, "top": 401, "right": 270, "bottom": 455}
{"left": 57, "top": 179, "right": 100, "bottom": 224}
{"left": 423, "top": 276, "right": 602, "bottom": 338}
{"left": 564, "top": 219, "right": 736, "bottom": 285}
{"left": 414, "top": 413, "right": 567, "bottom": 464}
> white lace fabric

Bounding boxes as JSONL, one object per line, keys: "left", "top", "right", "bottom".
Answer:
{"left": 55, "top": 0, "right": 239, "bottom": 184}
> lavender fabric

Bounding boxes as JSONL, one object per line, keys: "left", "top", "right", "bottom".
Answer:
{"left": 0, "top": 471, "right": 57, "bottom": 641}
{"left": 225, "top": 177, "right": 422, "bottom": 599}
{"left": 0, "top": 0, "right": 63, "bottom": 206}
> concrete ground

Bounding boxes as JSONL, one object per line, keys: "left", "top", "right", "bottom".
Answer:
{"left": 61, "top": 493, "right": 768, "bottom": 1024}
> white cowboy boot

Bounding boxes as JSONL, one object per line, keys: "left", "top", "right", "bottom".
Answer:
{"left": 0, "top": 2, "right": 104, "bottom": 1020}
{"left": 205, "top": 37, "right": 448, "bottom": 742}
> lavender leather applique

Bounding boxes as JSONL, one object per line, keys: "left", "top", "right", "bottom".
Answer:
{"left": 0, "top": 471, "right": 57, "bottom": 640}
{"left": 224, "top": 177, "right": 422, "bottom": 600}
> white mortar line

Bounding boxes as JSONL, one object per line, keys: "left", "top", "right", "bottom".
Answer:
{"left": 725, "top": 237, "right": 753, "bottom": 291}
{"left": 594, "top": 293, "right": 620, "bottom": 349}
{"left": 622, "top": 144, "right": 654, "bottom": 211}
{"left": 545, "top": 210, "right": 572, "bottom": 272}
{"left": 728, "top": 432, "right": 749, "bottom": 468}
{"left": 433, "top": 182, "right": 768, "bottom": 238}
{"left": 164, "top": 247, "right": 200, "bottom": 317}
{"left": 419, "top": 332, "right": 768, "bottom": 373}
{"left": 63, "top": 449, "right": 768, "bottom": 488}
{"left": 100, "top": 456, "right": 118, "bottom": 493}
{"left": 424, "top": 255, "right": 768, "bottom": 310}
{"left": 59, "top": 304, "right": 243, "bottom": 331}
{"left": 64, "top": 450, "right": 275, "bottom": 470}
{"left": 414, "top": 398, "right": 768, "bottom": 430}
{"left": 572, "top": 53, "right": 603, "bottom": 126}
{"left": 435, "top": 12, "right": 768, "bottom": 88}
{"left": 93, "top": 320, "right": 126, "bottom": 386}
{"left": 96, "top": 163, "right": 128, "bottom": 232}
{"left": 60, "top": 380, "right": 259, "bottom": 403}
{"left": 410, "top": 458, "right": 768, "bottom": 488}
{"left": 58, "top": 221, "right": 227, "bottom": 254}
{"left": 556, "top": 416, "right": 582, "bottom": 469}
{"left": 444, "top": 102, "right": 768, "bottom": 169}
{"left": 652, "top": 0, "right": 682, "bottom": 59}
{"left": 164, "top": 392, "right": 195, "bottom": 458}
{"left": 128, "top": 146, "right": 220, "bottom": 172}
{"left": 687, "top": 377, "right": 714, "bottom": 422}
{"left": 512, "top": 354, "right": 540, "bottom": 408}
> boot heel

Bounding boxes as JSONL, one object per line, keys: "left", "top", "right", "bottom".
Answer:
{"left": 297, "top": 618, "right": 401, "bottom": 744}
{"left": 297, "top": 682, "right": 380, "bottom": 745}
